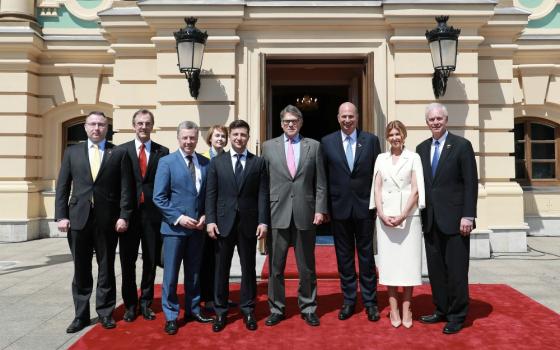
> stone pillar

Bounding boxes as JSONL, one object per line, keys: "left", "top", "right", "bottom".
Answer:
{"left": 0, "top": 0, "right": 36, "bottom": 21}
{"left": 478, "top": 7, "right": 531, "bottom": 252}
{"left": 0, "top": 2, "right": 43, "bottom": 241}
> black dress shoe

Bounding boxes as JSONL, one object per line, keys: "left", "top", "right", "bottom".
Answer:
{"left": 338, "top": 304, "right": 355, "bottom": 320}
{"left": 443, "top": 322, "right": 463, "bottom": 334}
{"left": 123, "top": 307, "right": 137, "bottom": 322}
{"left": 165, "top": 320, "right": 178, "bottom": 335}
{"left": 265, "top": 313, "right": 285, "bottom": 326}
{"left": 243, "top": 313, "right": 258, "bottom": 331}
{"left": 66, "top": 318, "right": 89, "bottom": 333}
{"left": 140, "top": 305, "right": 156, "bottom": 320}
{"left": 365, "top": 306, "right": 380, "bottom": 322}
{"left": 301, "top": 312, "right": 320, "bottom": 326}
{"left": 99, "top": 316, "right": 116, "bottom": 329}
{"left": 420, "top": 313, "right": 445, "bottom": 324}
{"left": 184, "top": 312, "right": 213, "bottom": 323}
{"left": 212, "top": 315, "right": 227, "bottom": 332}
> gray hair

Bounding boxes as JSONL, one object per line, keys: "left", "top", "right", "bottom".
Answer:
{"left": 177, "top": 120, "right": 199, "bottom": 137}
{"left": 132, "top": 109, "right": 155, "bottom": 125}
{"left": 425, "top": 103, "right": 448, "bottom": 120}
{"left": 280, "top": 105, "right": 303, "bottom": 121}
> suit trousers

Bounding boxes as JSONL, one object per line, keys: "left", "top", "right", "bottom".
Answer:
{"left": 331, "top": 217, "right": 377, "bottom": 306}
{"left": 267, "top": 221, "right": 317, "bottom": 315}
{"left": 424, "top": 223, "right": 470, "bottom": 323}
{"left": 161, "top": 233, "right": 204, "bottom": 321}
{"left": 199, "top": 234, "right": 216, "bottom": 303}
{"left": 214, "top": 216, "right": 257, "bottom": 317}
{"left": 67, "top": 209, "right": 118, "bottom": 321}
{"left": 118, "top": 205, "right": 161, "bottom": 309}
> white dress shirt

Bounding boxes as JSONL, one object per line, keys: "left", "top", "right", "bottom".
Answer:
{"left": 341, "top": 129, "right": 357, "bottom": 158}
{"left": 230, "top": 149, "right": 248, "bottom": 171}
{"left": 135, "top": 138, "right": 151, "bottom": 163}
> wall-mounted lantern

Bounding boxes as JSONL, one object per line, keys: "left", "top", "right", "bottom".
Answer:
{"left": 425, "top": 16, "right": 460, "bottom": 99}
{"left": 174, "top": 17, "right": 208, "bottom": 99}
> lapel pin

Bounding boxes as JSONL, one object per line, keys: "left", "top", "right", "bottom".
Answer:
{"left": 357, "top": 143, "right": 362, "bottom": 148}
{"left": 446, "top": 144, "right": 452, "bottom": 149}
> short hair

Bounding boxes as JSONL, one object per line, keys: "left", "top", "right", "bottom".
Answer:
{"left": 425, "top": 103, "right": 448, "bottom": 120}
{"left": 205, "top": 124, "right": 229, "bottom": 146}
{"left": 280, "top": 105, "right": 302, "bottom": 121}
{"left": 385, "top": 120, "right": 408, "bottom": 140}
{"left": 229, "top": 119, "right": 250, "bottom": 133}
{"left": 86, "top": 111, "right": 107, "bottom": 120}
{"left": 132, "top": 109, "right": 155, "bottom": 125}
{"left": 176, "top": 120, "right": 199, "bottom": 137}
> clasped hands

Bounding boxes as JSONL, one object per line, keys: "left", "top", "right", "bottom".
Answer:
{"left": 179, "top": 215, "right": 206, "bottom": 231}
{"left": 378, "top": 213, "right": 405, "bottom": 228}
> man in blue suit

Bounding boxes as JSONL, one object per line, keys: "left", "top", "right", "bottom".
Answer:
{"left": 321, "top": 102, "right": 382, "bottom": 323}
{"left": 153, "top": 121, "right": 212, "bottom": 335}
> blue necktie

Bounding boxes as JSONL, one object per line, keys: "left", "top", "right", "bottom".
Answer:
{"left": 345, "top": 136, "right": 354, "bottom": 171}
{"left": 431, "top": 140, "right": 440, "bottom": 177}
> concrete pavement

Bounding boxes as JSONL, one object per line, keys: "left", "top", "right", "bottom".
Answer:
{"left": 0, "top": 236, "right": 559, "bottom": 349}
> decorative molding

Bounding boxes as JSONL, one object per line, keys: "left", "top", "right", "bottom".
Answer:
{"left": 38, "top": 0, "right": 113, "bottom": 21}
{"left": 514, "top": 0, "right": 558, "bottom": 20}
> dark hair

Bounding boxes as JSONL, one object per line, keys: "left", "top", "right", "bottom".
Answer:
{"left": 87, "top": 111, "right": 107, "bottom": 120}
{"left": 229, "top": 119, "right": 250, "bottom": 133}
{"left": 132, "top": 109, "right": 155, "bottom": 124}
{"left": 280, "top": 105, "right": 302, "bottom": 121}
{"left": 385, "top": 120, "right": 407, "bottom": 140}
{"left": 205, "top": 125, "right": 229, "bottom": 146}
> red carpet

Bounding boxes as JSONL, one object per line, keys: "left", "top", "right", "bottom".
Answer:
{"left": 70, "top": 282, "right": 559, "bottom": 350}
{"left": 261, "top": 245, "right": 348, "bottom": 279}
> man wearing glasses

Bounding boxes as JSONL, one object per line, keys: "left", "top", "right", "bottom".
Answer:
{"left": 55, "top": 111, "right": 134, "bottom": 333}
{"left": 261, "top": 105, "right": 328, "bottom": 327}
{"left": 119, "top": 110, "right": 169, "bottom": 323}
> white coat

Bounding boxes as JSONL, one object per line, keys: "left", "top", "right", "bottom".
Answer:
{"left": 369, "top": 148, "right": 425, "bottom": 217}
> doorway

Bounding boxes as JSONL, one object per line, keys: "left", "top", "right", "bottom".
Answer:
{"left": 264, "top": 58, "right": 372, "bottom": 142}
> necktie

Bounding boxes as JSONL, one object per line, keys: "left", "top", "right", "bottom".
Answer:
{"left": 432, "top": 140, "right": 440, "bottom": 177}
{"left": 186, "top": 155, "right": 197, "bottom": 190}
{"left": 90, "top": 144, "right": 101, "bottom": 181}
{"left": 287, "top": 138, "right": 296, "bottom": 178}
{"left": 234, "top": 154, "right": 243, "bottom": 187}
{"left": 138, "top": 143, "right": 147, "bottom": 203}
{"left": 345, "top": 136, "right": 354, "bottom": 171}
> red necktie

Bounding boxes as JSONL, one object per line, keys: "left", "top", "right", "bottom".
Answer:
{"left": 139, "top": 143, "right": 147, "bottom": 203}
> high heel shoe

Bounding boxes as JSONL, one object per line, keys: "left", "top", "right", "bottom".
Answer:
{"left": 389, "top": 310, "right": 401, "bottom": 328}
{"left": 402, "top": 309, "right": 413, "bottom": 329}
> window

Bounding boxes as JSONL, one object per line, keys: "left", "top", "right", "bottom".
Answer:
{"left": 514, "top": 118, "right": 559, "bottom": 185}
{"left": 61, "top": 116, "right": 114, "bottom": 159}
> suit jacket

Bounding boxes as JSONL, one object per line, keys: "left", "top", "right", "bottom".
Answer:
{"left": 369, "top": 148, "right": 425, "bottom": 217}
{"left": 205, "top": 150, "right": 270, "bottom": 238}
{"left": 153, "top": 150, "right": 209, "bottom": 236}
{"left": 416, "top": 132, "right": 478, "bottom": 235}
{"left": 121, "top": 140, "right": 169, "bottom": 224}
{"left": 262, "top": 135, "right": 328, "bottom": 230}
{"left": 321, "top": 130, "right": 381, "bottom": 220}
{"left": 55, "top": 141, "right": 134, "bottom": 231}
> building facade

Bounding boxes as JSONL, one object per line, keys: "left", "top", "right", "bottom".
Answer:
{"left": 0, "top": 0, "right": 559, "bottom": 258}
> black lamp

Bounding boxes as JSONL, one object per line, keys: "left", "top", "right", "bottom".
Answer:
{"left": 174, "top": 17, "right": 208, "bottom": 99}
{"left": 425, "top": 16, "right": 460, "bottom": 99}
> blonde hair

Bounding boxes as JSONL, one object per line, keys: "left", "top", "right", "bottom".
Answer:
{"left": 385, "top": 120, "right": 407, "bottom": 140}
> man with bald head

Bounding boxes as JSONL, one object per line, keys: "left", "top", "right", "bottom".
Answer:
{"left": 321, "top": 102, "right": 381, "bottom": 323}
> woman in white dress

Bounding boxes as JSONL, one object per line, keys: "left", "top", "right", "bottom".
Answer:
{"left": 369, "top": 121, "right": 425, "bottom": 328}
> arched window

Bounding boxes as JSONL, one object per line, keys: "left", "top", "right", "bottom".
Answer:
{"left": 514, "top": 118, "right": 560, "bottom": 185}
{"left": 61, "top": 116, "right": 114, "bottom": 159}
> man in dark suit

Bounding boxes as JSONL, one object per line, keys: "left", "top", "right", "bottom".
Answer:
{"left": 262, "top": 105, "right": 327, "bottom": 327}
{"left": 118, "top": 109, "right": 169, "bottom": 322}
{"left": 206, "top": 119, "right": 270, "bottom": 332}
{"left": 416, "top": 103, "right": 478, "bottom": 334}
{"left": 153, "top": 121, "right": 212, "bottom": 335}
{"left": 55, "top": 111, "right": 134, "bottom": 333}
{"left": 321, "top": 102, "right": 381, "bottom": 322}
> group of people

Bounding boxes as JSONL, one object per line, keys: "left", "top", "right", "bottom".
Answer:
{"left": 55, "top": 101, "right": 477, "bottom": 337}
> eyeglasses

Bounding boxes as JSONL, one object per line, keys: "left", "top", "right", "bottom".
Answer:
{"left": 282, "top": 119, "right": 300, "bottom": 126}
{"left": 86, "top": 122, "right": 108, "bottom": 128}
